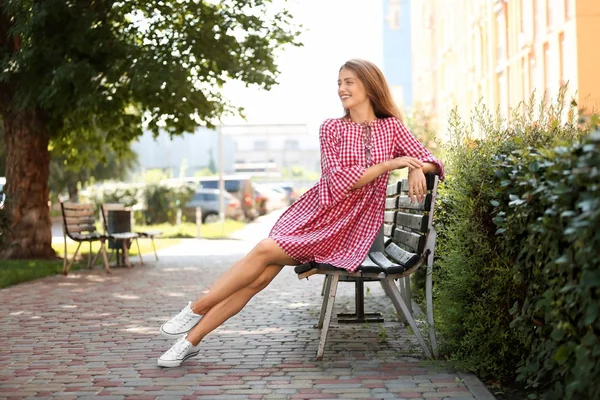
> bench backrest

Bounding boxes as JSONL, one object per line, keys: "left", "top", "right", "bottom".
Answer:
{"left": 100, "top": 203, "right": 126, "bottom": 233}
{"left": 382, "top": 174, "right": 439, "bottom": 268}
{"left": 61, "top": 202, "right": 100, "bottom": 238}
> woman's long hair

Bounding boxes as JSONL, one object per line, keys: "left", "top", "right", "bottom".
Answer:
{"left": 340, "top": 59, "right": 404, "bottom": 123}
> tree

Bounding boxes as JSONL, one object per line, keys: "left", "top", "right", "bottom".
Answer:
{"left": 0, "top": 0, "right": 300, "bottom": 259}
{"left": 0, "top": 120, "right": 5, "bottom": 176}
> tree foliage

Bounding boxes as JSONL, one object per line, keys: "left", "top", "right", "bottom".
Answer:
{"left": 2, "top": 0, "right": 300, "bottom": 159}
{"left": 0, "top": 0, "right": 301, "bottom": 258}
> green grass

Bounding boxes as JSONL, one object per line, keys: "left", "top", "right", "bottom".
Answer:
{"left": 0, "top": 259, "right": 82, "bottom": 289}
{"left": 136, "top": 219, "right": 246, "bottom": 239}
{"left": 2, "top": 220, "right": 246, "bottom": 289}
{"left": 52, "top": 238, "right": 181, "bottom": 258}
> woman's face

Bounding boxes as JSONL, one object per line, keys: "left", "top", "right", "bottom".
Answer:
{"left": 338, "top": 67, "right": 369, "bottom": 111}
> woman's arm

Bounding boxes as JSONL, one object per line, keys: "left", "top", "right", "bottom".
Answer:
{"left": 351, "top": 157, "right": 424, "bottom": 190}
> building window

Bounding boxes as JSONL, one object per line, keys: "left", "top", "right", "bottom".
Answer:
{"left": 565, "top": 0, "right": 573, "bottom": 19}
{"left": 253, "top": 140, "right": 267, "bottom": 151}
{"left": 521, "top": 0, "right": 533, "bottom": 43}
{"left": 529, "top": 51, "right": 536, "bottom": 95}
{"left": 497, "top": 71, "right": 508, "bottom": 119}
{"left": 495, "top": 7, "right": 507, "bottom": 65}
{"left": 543, "top": 42, "right": 551, "bottom": 102}
{"left": 558, "top": 32, "right": 565, "bottom": 87}
{"left": 522, "top": 57, "right": 528, "bottom": 102}
{"left": 534, "top": 0, "right": 544, "bottom": 39}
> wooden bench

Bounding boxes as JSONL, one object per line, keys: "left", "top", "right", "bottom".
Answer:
{"left": 101, "top": 203, "right": 162, "bottom": 262}
{"left": 61, "top": 202, "right": 111, "bottom": 275}
{"left": 295, "top": 174, "right": 440, "bottom": 360}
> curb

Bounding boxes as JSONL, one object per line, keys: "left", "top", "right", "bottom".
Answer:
{"left": 457, "top": 372, "right": 497, "bottom": 400}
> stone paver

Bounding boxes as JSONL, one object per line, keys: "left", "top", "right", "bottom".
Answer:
{"left": 1, "top": 211, "right": 495, "bottom": 399}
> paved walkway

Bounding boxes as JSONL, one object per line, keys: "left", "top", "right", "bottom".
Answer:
{"left": 0, "top": 211, "right": 495, "bottom": 399}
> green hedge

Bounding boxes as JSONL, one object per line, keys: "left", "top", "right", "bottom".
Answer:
{"left": 434, "top": 97, "right": 599, "bottom": 399}
{"left": 493, "top": 131, "right": 600, "bottom": 399}
{"left": 82, "top": 181, "right": 194, "bottom": 224}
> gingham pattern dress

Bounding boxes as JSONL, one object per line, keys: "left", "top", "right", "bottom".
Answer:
{"left": 269, "top": 117, "right": 445, "bottom": 273}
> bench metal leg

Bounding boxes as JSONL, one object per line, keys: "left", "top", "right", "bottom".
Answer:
{"left": 122, "top": 240, "right": 133, "bottom": 268}
{"left": 63, "top": 241, "right": 82, "bottom": 275}
{"left": 380, "top": 277, "right": 433, "bottom": 359}
{"left": 317, "top": 274, "right": 339, "bottom": 361}
{"left": 100, "top": 240, "right": 111, "bottom": 273}
{"left": 134, "top": 238, "right": 144, "bottom": 266}
{"left": 316, "top": 275, "right": 332, "bottom": 329}
{"left": 426, "top": 239, "right": 439, "bottom": 358}
{"left": 337, "top": 278, "right": 384, "bottom": 323}
{"left": 381, "top": 278, "right": 407, "bottom": 325}
{"left": 320, "top": 275, "right": 330, "bottom": 296}
{"left": 400, "top": 276, "right": 413, "bottom": 314}
{"left": 88, "top": 242, "right": 93, "bottom": 269}
{"left": 151, "top": 237, "right": 158, "bottom": 261}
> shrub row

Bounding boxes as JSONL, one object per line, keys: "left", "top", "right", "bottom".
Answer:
{"left": 82, "top": 181, "right": 194, "bottom": 225}
{"left": 433, "top": 98, "right": 599, "bottom": 399}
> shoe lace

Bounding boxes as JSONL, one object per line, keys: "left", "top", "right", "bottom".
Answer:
{"left": 165, "top": 337, "right": 190, "bottom": 357}
{"left": 172, "top": 308, "right": 194, "bottom": 329}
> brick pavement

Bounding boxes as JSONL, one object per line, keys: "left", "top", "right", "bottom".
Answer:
{"left": 1, "top": 213, "right": 495, "bottom": 400}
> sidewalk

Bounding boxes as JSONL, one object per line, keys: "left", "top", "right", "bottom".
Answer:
{"left": 0, "top": 211, "right": 495, "bottom": 399}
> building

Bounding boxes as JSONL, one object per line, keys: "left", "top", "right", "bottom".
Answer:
{"left": 411, "top": 0, "right": 600, "bottom": 139}
{"left": 383, "top": 0, "right": 414, "bottom": 108}
{"left": 131, "top": 124, "right": 319, "bottom": 179}
{"left": 222, "top": 124, "right": 319, "bottom": 177}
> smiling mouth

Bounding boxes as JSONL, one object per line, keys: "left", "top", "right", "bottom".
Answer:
{"left": 340, "top": 95, "right": 351, "bottom": 100}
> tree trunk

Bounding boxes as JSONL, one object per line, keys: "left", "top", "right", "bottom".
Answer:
{"left": 0, "top": 109, "right": 55, "bottom": 259}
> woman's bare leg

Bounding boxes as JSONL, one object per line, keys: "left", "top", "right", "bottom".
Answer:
{"left": 186, "top": 264, "right": 283, "bottom": 345}
{"left": 190, "top": 239, "right": 297, "bottom": 315}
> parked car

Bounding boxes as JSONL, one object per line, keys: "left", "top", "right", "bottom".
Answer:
{"left": 182, "top": 188, "right": 243, "bottom": 223}
{"left": 253, "top": 183, "right": 289, "bottom": 215}
{"left": 195, "top": 176, "right": 259, "bottom": 221}
{"left": 263, "top": 182, "right": 299, "bottom": 205}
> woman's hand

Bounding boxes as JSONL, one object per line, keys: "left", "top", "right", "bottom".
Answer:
{"left": 388, "top": 156, "right": 423, "bottom": 170}
{"left": 408, "top": 167, "right": 427, "bottom": 203}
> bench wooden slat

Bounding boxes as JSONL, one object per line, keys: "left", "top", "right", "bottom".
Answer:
{"left": 385, "top": 197, "right": 397, "bottom": 209}
{"left": 385, "top": 242, "right": 421, "bottom": 268}
{"left": 62, "top": 203, "right": 94, "bottom": 210}
{"left": 64, "top": 216, "right": 95, "bottom": 225}
{"left": 399, "top": 175, "right": 437, "bottom": 193}
{"left": 67, "top": 224, "right": 97, "bottom": 234}
{"left": 392, "top": 228, "right": 426, "bottom": 253}
{"left": 383, "top": 223, "right": 394, "bottom": 237}
{"left": 396, "top": 194, "right": 432, "bottom": 211}
{"left": 383, "top": 211, "right": 395, "bottom": 224}
{"left": 361, "top": 254, "right": 379, "bottom": 268}
{"left": 395, "top": 211, "right": 427, "bottom": 232}
{"left": 386, "top": 182, "right": 401, "bottom": 196}
{"left": 370, "top": 251, "right": 395, "bottom": 268}
{"left": 62, "top": 209, "right": 95, "bottom": 218}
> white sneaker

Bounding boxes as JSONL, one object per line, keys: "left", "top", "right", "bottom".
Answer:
{"left": 157, "top": 335, "right": 200, "bottom": 368}
{"left": 159, "top": 301, "right": 203, "bottom": 339}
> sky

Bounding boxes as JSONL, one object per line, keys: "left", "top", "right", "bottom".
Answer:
{"left": 221, "top": 0, "right": 384, "bottom": 134}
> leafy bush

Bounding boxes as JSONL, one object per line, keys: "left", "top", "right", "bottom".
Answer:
{"left": 492, "top": 130, "right": 600, "bottom": 400}
{"left": 142, "top": 183, "right": 194, "bottom": 224}
{"left": 81, "top": 181, "right": 194, "bottom": 225}
{"left": 434, "top": 94, "right": 589, "bottom": 386}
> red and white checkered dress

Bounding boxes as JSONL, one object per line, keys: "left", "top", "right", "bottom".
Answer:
{"left": 269, "top": 117, "right": 444, "bottom": 272}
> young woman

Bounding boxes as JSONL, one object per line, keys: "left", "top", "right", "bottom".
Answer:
{"left": 157, "top": 59, "right": 444, "bottom": 367}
